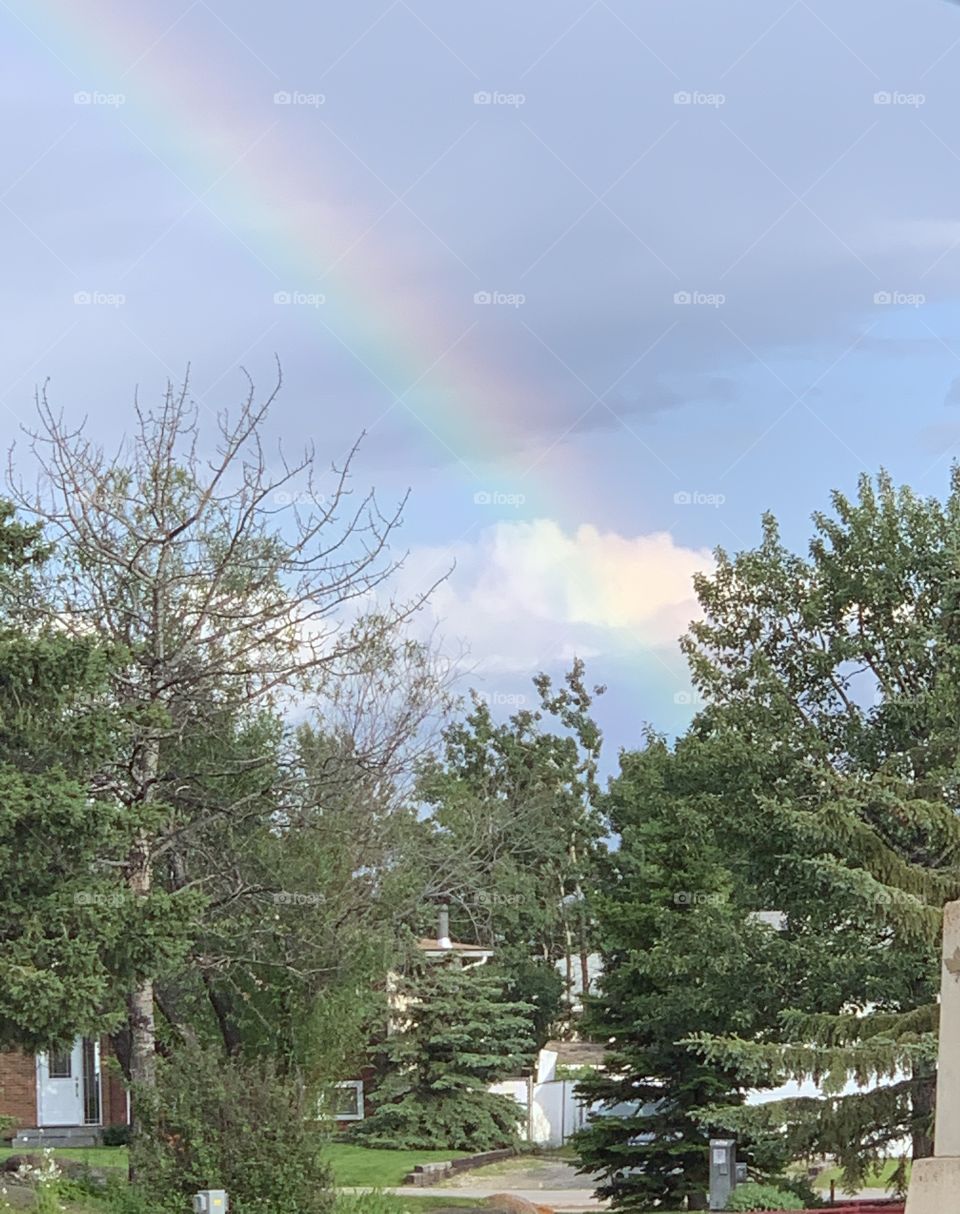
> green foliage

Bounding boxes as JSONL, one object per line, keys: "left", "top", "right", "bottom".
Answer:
{"left": 573, "top": 737, "right": 787, "bottom": 1209}
{"left": 0, "top": 503, "right": 162, "bottom": 1051}
{"left": 676, "top": 469, "right": 960, "bottom": 1175}
{"left": 130, "top": 1042, "right": 333, "bottom": 1214}
{"left": 333, "top": 1191, "right": 405, "bottom": 1214}
{"left": 184, "top": 718, "right": 417, "bottom": 1075}
{"left": 56, "top": 1173, "right": 110, "bottom": 1203}
{"left": 770, "top": 1174, "right": 823, "bottom": 1206}
{"left": 417, "top": 661, "right": 605, "bottom": 1034}
{"left": 97, "top": 1176, "right": 158, "bottom": 1214}
{"left": 355, "top": 958, "right": 535, "bottom": 1150}
{"left": 101, "top": 1124, "right": 132, "bottom": 1147}
{"left": 724, "top": 1182, "right": 806, "bottom": 1211}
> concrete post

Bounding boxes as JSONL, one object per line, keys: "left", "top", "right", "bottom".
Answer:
{"left": 905, "top": 899, "right": 960, "bottom": 1211}
{"left": 935, "top": 900, "right": 960, "bottom": 1157}
{"left": 708, "top": 1138, "right": 737, "bottom": 1211}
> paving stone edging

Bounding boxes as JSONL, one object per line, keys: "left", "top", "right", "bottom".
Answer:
{"left": 404, "top": 1149, "right": 517, "bottom": 1186}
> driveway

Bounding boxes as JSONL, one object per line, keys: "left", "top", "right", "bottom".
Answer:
{"left": 344, "top": 1156, "right": 608, "bottom": 1211}
{"left": 444, "top": 1157, "right": 598, "bottom": 1192}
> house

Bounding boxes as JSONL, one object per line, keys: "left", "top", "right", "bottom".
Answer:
{"left": 415, "top": 905, "right": 494, "bottom": 968}
{"left": 0, "top": 1037, "right": 129, "bottom": 1146}
{"left": 1, "top": 910, "right": 489, "bottom": 1138}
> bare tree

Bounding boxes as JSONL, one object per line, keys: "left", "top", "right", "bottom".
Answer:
{"left": 8, "top": 366, "right": 432, "bottom": 1091}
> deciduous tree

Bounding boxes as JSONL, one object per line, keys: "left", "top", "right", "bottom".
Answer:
{"left": 9, "top": 369, "right": 428, "bottom": 1091}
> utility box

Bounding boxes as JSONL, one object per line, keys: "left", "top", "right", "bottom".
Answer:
{"left": 708, "top": 1138, "right": 737, "bottom": 1211}
{"left": 192, "top": 1192, "right": 228, "bottom": 1214}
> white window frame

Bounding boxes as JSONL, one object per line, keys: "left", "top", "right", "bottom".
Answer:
{"left": 332, "top": 1080, "right": 365, "bottom": 1121}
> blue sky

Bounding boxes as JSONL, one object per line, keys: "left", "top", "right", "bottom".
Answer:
{"left": 3, "top": 0, "right": 960, "bottom": 751}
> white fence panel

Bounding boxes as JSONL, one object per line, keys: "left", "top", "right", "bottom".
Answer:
{"left": 491, "top": 1078, "right": 591, "bottom": 1147}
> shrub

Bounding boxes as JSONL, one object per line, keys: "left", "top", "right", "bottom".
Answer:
{"left": 130, "top": 1043, "right": 333, "bottom": 1214}
{"left": 333, "top": 1192, "right": 403, "bottom": 1214}
{"left": 355, "top": 958, "right": 533, "bottom": 1150}
{"left": 725, "top": 1182, "right": 806, "bottom": 1211}
{"left": 102, "top": 1123, "right": 132, "bottom": 1147}
{"left": 98, "top": 1176, "right": 157, "bottom": 1214}
{"left": 768, "top": 1174, "right": 822, "bottom": 1207}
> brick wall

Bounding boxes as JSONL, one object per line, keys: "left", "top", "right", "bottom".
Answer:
{"left": 0, "top": 1040, "right": 128, "bottom": 1133}
{"left": 0, "top": 1050, "right": 37, "bottom": 1131}
{"left": 99, "top": 1041, "right": 129, "bottom": 1127}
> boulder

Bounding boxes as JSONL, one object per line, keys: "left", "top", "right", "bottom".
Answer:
{"left": 483, "top": 1193, "right": 554, "bottom": 1214}
{"left": 2, "top": 1155, "right": 42, "bottom": 1176}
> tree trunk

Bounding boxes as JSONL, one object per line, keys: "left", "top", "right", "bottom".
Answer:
{"left": 202, "top": 971, "right": 243, "bottom": 1057}
{"left": 127, "top": 832, "right": 157, "bottom": 1088}
{"left": 579, "top": 943, "right": 591, "bottom": 1004}
{"left": 128, "top": 979, "right": 157, "bottom": 1086}
{"left": 128, "top": 719, "right": 161, "bottom": 1093}
{"left": 126, "top": 829, "right": 155, "bottom": 1185}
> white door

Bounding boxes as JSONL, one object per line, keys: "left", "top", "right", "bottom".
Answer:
{"left": 37, "top": 1038, "right": 85, "bottom": 1126}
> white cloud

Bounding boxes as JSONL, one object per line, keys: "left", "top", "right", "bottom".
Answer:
{"left": 400, "top": 519, "right": 713, "bottom": 674}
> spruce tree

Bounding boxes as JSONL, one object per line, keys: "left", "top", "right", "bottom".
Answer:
{"left": 0, "top": 501, "right": 141, "bottom": 1049}
{"left": 355, "top": 957, "right": 535, "bottom": 1150}
{"left": 574, "top": 738, "right": 785, "bottom": 1211}
{"left": 675, "top": 470, "right": 960, "bottom": 1187}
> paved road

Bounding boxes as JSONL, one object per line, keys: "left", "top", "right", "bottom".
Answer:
{"left": 344, "top": 1188, "right": 605, "bottom": 1211}
{"left": 444, "top": 1160, "right": 597, "bottom": 1192}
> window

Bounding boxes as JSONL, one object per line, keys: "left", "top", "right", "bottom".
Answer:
{"left": 48, "top": 1050, "right": 72, "bottom": 1078}
{"left": 82, "top": 1038, "right": 101, "bottom": 1125}
{"left": 331, "top": 1081, "right": 364, "bottom": 1121}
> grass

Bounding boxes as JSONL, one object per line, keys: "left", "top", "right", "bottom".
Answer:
{"left": 814, "top": 1157, "right": 910, "bottom": 1192}
{"left": 0, "top": 1143, "right": 472, "bottom": 1189}
{"left": 0, "top": 1142, "right": 472, "bottom": 1188}
{"left": 323, "top": 1143, "right": 474, "bottom": 1187}
{"left": 0, "top": 1146, "right": 127, "bottom": 1172}
{"left": 0, "top": 1141, "right": 591, "bottom": 1210}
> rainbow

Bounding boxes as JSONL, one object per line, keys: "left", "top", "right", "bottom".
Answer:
{"left": 7, "top": 0, "right": 589, "bottom": 513}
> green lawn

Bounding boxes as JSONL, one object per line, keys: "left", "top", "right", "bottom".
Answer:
{"left": 0, "top": 1145, "right": 127, "bottom": 1171}
{"left": 814, "top": 1157, "right": 910, "bottom": 1192}
{"left": 1, "top": 1141, "right": 599, "bottom": 1207}
{"left": 0, "top": 1142, "right": 477, "bottom": 1188}
{"left": 323, "top": 1142, "right": 473, "bottom": 1186}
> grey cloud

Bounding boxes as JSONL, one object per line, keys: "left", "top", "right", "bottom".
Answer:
{"left": 3, "top": 0, "right": 960, "bottom": 469}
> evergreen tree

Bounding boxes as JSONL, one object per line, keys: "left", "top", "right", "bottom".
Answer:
{"left": 674, "top": 470, "right": 960, "bottom": 1187}
{"left": 355, "top": 958, "right": 535, "bottom": 1150}
{"left": 417, "top": 660, "right": 605, "bottom": 1037}
{"left": 0, "top": 501, "right": 160, "bottom": 1049}
{"left": 574, "top": 738, "right": 784, "bottom": 1211}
